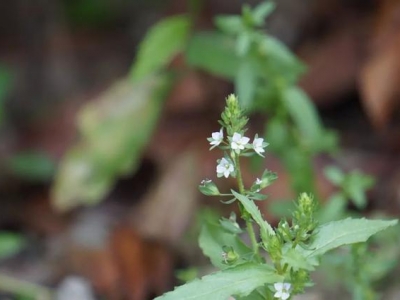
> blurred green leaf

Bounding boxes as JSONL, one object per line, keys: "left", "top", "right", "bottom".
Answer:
{"left": 215, "top": 15, "right": 243, "bottom": 35}
{"left": 252, "top": 2, "right": 275, "bottom": 26}
{"left": 0, "top": 66, "right": 12, "bottom": 125}
{"left": 0, "top": 232, "right": 25, "bottom": 259}
{"left": 235, "top": 60, "right": 257, "bottom": 109}
{"left": 8, "top": 152, "right": 55, "bottom": 182}
{"left": 52, "top": 75, "right": 171, "bottom": 211}
{"left": 186, "top": 32, "right": 239, "bottom": 79}
{"left": 344, "top": 171, "right": 374, "bottom": 210}
{"left": 324, "top": 166, "right": 344, "bottom": 186}
{"left": 282, "top": 86, "right": 322, "bottom": 150}
{"left": 130, "top": 15, "right": 190, "bottom": 80}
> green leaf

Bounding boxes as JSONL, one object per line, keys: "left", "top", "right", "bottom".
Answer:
{"left": 252, "top": 2, "right": 275, "bottom": 26}
{"left": 8, "top": 152, "right": 55, "bottom": 182}
{"left": 199, "top": 218, "right": 251, "bottom": 269}
{"left": 0, "top": 66, "right": 12, "bottom": 125}
{"left": 215, "top": 15, "right": 243, "bottom": 35}
{"left": 305, "top": 218, "right": 398, "bottom": 257}
{"left": 52, "top": 76, "right": 171, "bottom": 211}
{"left": 324, "top": 166, "right": 344, "bottom": 186}
{"left": 344, "top": 171, "right": 374, "bottom": 209}
{"left": 317, "top": 193, "right": 347, "bottom": 223}
{"left": 0, "top": 232, "right": 25, "bottom": 259}
{"left": 186, "top": 32, "right": 239, "bottom": 79}
{"left": 281, "top": 248, "right": 316, "bottom": 271}
{"left": 235, "top": 60, "right": 257, "bottom": 109}
{"left": 231, "top": 190, "right": 275, "bottom": 240}
{"left": 259, "top": 36, "right": 305, "bottom": 81}
{"left": 282, "top": 86, "right": 322, "bottom": 149}
{"left": 130, "top": 15, "right": 190, "bottom": 80}
{"left": 155, "top": 263, "right": 282, "bottom": 300}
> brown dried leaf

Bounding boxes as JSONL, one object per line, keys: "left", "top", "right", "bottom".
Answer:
{"left": 359, "top": 1, "right": 400, "bottom": 128}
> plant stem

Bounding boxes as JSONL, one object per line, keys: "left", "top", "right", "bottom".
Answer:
{"left": 234, "top": 154, "right": 260, "bottom": 258}
{"left": 0, "top": 273, "right": 53, "bottom": 300}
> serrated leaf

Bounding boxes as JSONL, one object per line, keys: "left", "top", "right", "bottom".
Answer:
{"left": 52, "top": 76, "right": 171, "bottom": 211}
{"left": 281, "top": 248, "right": 316, "bottom": 271}
{"left": 155, "top": 263, "right": 282, "bottom": 300}
{"left": 305, "top": 218, "right": 398, "bottom": 257}
{"left": 130, "top": 15, "right": 190, "bottom": 80}
{"left": 231, "top": 190, "right": 275, "bottom": 240}
{"left": 199, "top": 219, "right": 251, "bottom": 269}
{"left": 186, "top": 32, "right": 239, "bottom": 79}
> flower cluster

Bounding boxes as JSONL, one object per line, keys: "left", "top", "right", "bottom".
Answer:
{"left": 208, "top": 129, "right": 268, "bottom": 178}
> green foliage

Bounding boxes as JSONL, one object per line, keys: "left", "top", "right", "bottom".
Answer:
{"left": 186, "top": 32, "right": 239, "bottom": 79}
{"left": 0, "top": 66, "right": 12, "bottom": 126}
{"left": 199, "top": 215, "right": 251, "bottom": 270}
{"left": 130, "top": 15, "right": 190, "bottom": 80}
{"left": 159, "top": 94, "right": 397, "bottom": 300}
{"left": 52, "top": 76, "right": 171, "bottom": 211}
{"left": 8, "top": 152, "right": 55, "bottom": 182}
{"left": 155, "top": 263, "right": 282, "bottom": 300}
{"left": 0, "top": 232, "right": 25, "bottom": 259}
{"left": 187, "top": 0, "right": 336, "bottom": 193}
{"left": 304, "top": 218, "right": 398, "bottom": 257}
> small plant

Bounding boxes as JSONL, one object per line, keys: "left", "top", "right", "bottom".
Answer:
{"left": 156, "top": 95, "right": 397, "bottom": 300}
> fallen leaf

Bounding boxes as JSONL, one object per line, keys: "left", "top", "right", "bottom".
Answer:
{"left": 359, "top": 1, "right": 400, "bottom": 128}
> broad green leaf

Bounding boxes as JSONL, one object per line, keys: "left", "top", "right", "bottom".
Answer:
{"left": 186, "top": 32, "right": 239, "bottom": 79}
{"left": 130, "top": 15, "right": 190, "bottom": 80}
{"left": 0, "top": 232, "right": 25, "bottom": 259}
{"left": 155, "top": 263, "right": 282, "bottom": 300}
{"left": 199, "top": 218, "right": 251, "bottom": 269}
{"left": 52, "top": 76, "right": 171, "bottom": 211}
{"left": 231, "top": 190, "right": 275, "bottom": 240}
{"left": 305, "top": 218, "right": 398, "bottom": 257}
{"left": 282, "top": 86, "right": 322, "bottom": 149}
{"left": 235, "top": 60, "right": 257, "bottom": 109}
{"left": 8, "top": 152, "right": 55, "bottom": 182}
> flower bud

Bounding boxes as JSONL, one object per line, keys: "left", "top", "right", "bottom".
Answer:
{"left": 199, "top": 179, "right": 220, "bottom": 196}
{"left": 222, "top": 246, "right": 239, "bottom": 264}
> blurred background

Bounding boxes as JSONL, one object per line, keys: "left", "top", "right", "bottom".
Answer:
{"left": 0, "top": 0, "right": 400, "bottom": 299}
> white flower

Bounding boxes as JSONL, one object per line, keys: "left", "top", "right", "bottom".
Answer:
{"left": 216, "top": 158, "right": 234, "bottom": 178}
{"left": 274, "top": 282, "right": 291, "bottom": 300}
{"left": 252, "top": 136, "right": 266, "bottom": 156}
{"left": 255, "top": 178, "right": 262, "bottom": 185}
{"left": 208, "top": 129, "right": 224, "bottom": 149}
{"left": 231, "top": 133, "right": 250, "bottom": 152}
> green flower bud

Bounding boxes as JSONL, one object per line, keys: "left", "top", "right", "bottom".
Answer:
{"left": 199, "top": 179, "right": 220, "bottom": 196}
{"left": 222, "top": 246, "right": 239, "bottom": 264}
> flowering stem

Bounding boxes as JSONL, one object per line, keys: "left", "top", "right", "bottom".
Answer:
{"left": 234, "top": 154, "right": 260, "bottom": 258}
